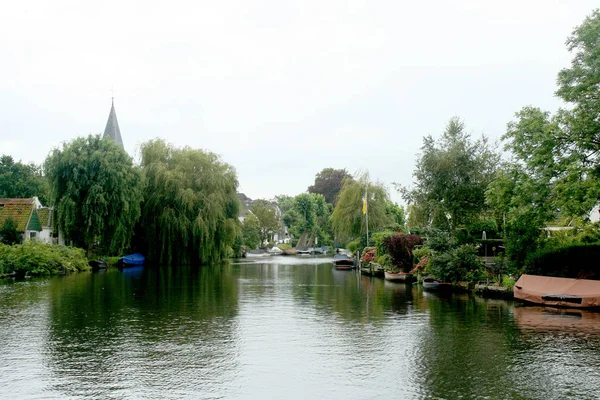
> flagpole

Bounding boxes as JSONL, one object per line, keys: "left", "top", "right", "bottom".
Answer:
{"left": 365, "top": 186, "right": 369, "bottom": 247}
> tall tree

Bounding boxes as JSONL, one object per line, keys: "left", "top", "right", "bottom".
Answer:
{"left": 249, "top": 199, "right": 279, "bottom": 244}
{"left": 308, "top": 168, "right": 353, "bottom": 204}
{"left": 241, "top": 214, "right": 261, "bottom": 249}
{"left": 44, "top": 135, "right": 142, "bottom": 256}
{"left": 0, "top": 155, "right": 49, "bottom": 204}
{"left": 138, "top": 139, "right": 239, "bottom": 266}
{"left": 400, "top": 118, "right": 500, "bottom": 231}
{"left": 555, "top": 9, "right": 600, "bottom": 171}
{"left": 331, "top": 172, "right": 392, "bottom": 242}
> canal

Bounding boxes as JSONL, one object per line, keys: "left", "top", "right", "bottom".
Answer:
{"left": 1, "top": 256, "right": 599, "bottom": 399}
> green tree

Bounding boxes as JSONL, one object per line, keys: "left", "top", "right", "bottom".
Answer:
{"left": 0, "top": 217, "right": 23, "bottom": 245}
{"left": 280, "top": 193, "right": 332, "bottom": 245}
{"left": 400, "top": 118, "right": 500, "bottom": 231}
{"left": 308, "top": 168, "right": 353, "bottom": 204}
{"left": 241, "top": 214, "right": 261, "bottom": 249}
{"left": 138, "top": 139, "right": 239, "bottom": 266}
{"left": 331, "top": 172, "right": 392, "bottom": 242}
{"left": 385, "top": 200, "right": 406, "bottom": 229}
{"left": 44, "top": 135, "right": 142, "bottom": 257}
{"left": 0, "top": 155, "right": 49, "bottom": 204}
{"left": 249, "top": 199, "right": 279, "bottom": 244}
{"left": 555, "top": 9, "right": 600, "bottom": 171}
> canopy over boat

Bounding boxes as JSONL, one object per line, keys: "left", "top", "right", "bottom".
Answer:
{"left": 514, "top": 274, "right": 600, "bottom": 308}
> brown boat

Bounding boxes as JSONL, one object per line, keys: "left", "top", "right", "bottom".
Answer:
{"left": 513, "top": 274, "right": 600, "bottom": 308}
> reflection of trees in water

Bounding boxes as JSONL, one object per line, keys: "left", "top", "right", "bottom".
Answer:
{"left": 46, "top": 266, "right": 240, "bottom": 398}
{"left": 413, "top": 294, "right": 563, "bottom": 399}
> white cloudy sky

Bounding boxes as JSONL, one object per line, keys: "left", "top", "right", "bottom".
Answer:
{"left": 1, "top": 1, "right": 597, "bottom": 204}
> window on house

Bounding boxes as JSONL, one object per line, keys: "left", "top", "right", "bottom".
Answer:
{"left": 30, "top": 232, "right": 36, "bottom": 239}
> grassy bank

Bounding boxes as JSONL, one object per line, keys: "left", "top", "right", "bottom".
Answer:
{"left": 0, "top": 241, "right": 90, "bottom": 277}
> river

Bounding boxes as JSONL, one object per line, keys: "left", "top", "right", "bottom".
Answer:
{"left": 1, "top": 256, "right": 599, "bottom": 399}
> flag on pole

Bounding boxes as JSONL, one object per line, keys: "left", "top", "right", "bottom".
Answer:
{"left": 362, "top": 193, "right": 367, "bottom": 214}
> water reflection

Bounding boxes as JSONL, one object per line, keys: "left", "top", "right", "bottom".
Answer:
{"left": 0, "top": 257, "right": 599, "bottom": 399}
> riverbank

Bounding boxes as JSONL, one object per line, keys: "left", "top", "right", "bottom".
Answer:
{"left": 0, "top": 241, "right": 90, "bottom": 277}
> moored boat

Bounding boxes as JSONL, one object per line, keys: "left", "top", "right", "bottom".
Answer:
{"left": 384, "top": 271, "right": 413, "bottom": 282}
{"left": 89, "top": 259, "right": 108, "bottom": 270}
{"left": 332, "top": 253, "right": 355, "bottom": 269}
{"left": 423, "top": 277, "right": 452, "bottom": 291}
{"left": 513, "top": 274, "right": 600, "bottom": 308}
{"left": 117, "top": 253, "right": 145, "bottom": 267}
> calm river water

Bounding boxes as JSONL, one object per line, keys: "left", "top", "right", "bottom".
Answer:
{"left": 1, "top": 256, "right": 600, "bottom": 399}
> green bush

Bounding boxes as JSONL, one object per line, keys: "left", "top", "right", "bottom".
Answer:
{"left": 347, "top": 239, "right": 360, "bottom": 253}
{"left": 429, "top": 244, "right": 485, "bottom": 283}
{"left": 372, "top": 230, "right": 395, "bottom": 257}
{"left": 0, "top": 241, "right": 90, "bottom": 276}
{"left": 524, "top": 243, "right": 600, "bottom": 279}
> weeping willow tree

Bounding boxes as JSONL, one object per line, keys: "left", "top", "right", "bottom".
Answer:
{"left": 138, "top": 139, "right": 240, "bottom": 266}
{"left": 331, "top": 172, "right": 392, "bottom": 242}
{"left": 44, "top": 135, "right": 142, "bottom": 256}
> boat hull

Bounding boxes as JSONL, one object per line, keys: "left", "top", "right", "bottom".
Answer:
{"left": 514, "top": 274, "right": 600, "bottom": 308}
{"left": 423, "top": 278, "right": 452, "bottom": 291}
{"left": 117, "top": 253, "right": 145, "bottom": 267}
{"left": 333, "top": 261, "right": 355, "bottom": 270}
{"left": 384, "top": 272, "right": 413, "bottom": 282}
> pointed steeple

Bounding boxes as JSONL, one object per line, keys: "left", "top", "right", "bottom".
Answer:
{"left": 103, "top": 98, "right": 124, "bottom": 149}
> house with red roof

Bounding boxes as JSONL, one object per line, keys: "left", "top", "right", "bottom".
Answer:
{"left": 0, "top": 197, "right": 54, "bottom": 243}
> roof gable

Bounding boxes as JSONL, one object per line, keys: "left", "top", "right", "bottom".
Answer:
{"left": 0, "top": 198, "right": 35, "bottom": 231}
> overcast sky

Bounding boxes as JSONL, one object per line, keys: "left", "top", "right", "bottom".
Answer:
{"left": 1, "top": 1, "right": 597, "bottom": 204}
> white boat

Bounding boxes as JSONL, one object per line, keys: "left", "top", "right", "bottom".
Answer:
{"left": 244, "top": 250, "right": 271, "bottom": 258}
{"left": 268, "top": 246, "right": 283, "bottom": 255}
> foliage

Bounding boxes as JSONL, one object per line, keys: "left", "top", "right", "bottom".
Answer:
{"left": 411, "top": 254, "right": 429, "bottom": 275}
{"left": 412, "top": 246, "right": 430, "bottom": 265}
{"left": 375, "top": 254, "right": 392, "bottom": 268}
{"left": 44, "top": 135, "right": 143, "bottom": 257}
{"left": 0, "top": 217, "right": 23, "bottom": 245}
{"left": 275, "top": 194, "right": 295, "bottom": 214}
{"left": 361, "top": 247, "right": 376, "bottom": 263}
{"left": 308, "top": 168, "right": 353, "bottom": 204}
{"left": 249, "top": 199, "right": 280, "bottom": 244}
{"left": 383, "top": 233, "right": 423, "bottom": 272}
{"left": 347, "top": 239, "right": 360, "bottom": 253}
{"left": 0, "top": 155, "right": 49, "bottom": 205}
{"left": 555, "top": 9, "right": 600, "bottom": 174}
{"left": 429, "top": 244, "right": 484, "bottom": 283}
{"left": 137, "top": 139, "right": 239, "bottom": 266}
{"left": 282, "top": 193, "right": 332, "bottom": 246}
{"left": 425, "top": 228, "right": 455, "bottom": 253}
{"left": 399, "top": 117, "right": 500, "bottom": 231}
{"left": 242, "top": 214, "right": 261, "bottom": 249}
{"left": 487, "top": 11, "right": 600, "bottom": 267}
{"left": 466, "top": 219, "right": 499, "bottom": 240}
{"left": 385, "top": 201, "right": 406, "bottom": 230}
{"left": 372, "top": 230, "right": 395, "bottom": 257}
{"left": 523, "top": 243, "right": 600, "bottom": 279}
{"left": 0, "top": 241, "right": 89, "bottom": 276}
{"left": 331, "top": 172, "right": 392, "bottom": 242}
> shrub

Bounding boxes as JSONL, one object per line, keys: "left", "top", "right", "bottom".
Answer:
{"left": 384, "top": 233, "right": 423, "bottom": 272}
{"left": 0, "top": 241, "right": 89, "bottom": 276}
{"left": 372, "top": 230, "right": 395, "bottom": 257}
{"left": 428, "top": 244, "right": 484, "bottom": 283}
{"left": 0, "top": 218, "right": 23, "bottom": 246}
{"left": 375, "top": 254, "right": 392, "bottom": 268}
{"left": 523, "top": 243, "right": 600, "bottom": 279}
{"left": 361, "top": 247, "right": 376, "bottom": 263}
{"left": 347, "top": 239, "right": 360, "bottom": 253}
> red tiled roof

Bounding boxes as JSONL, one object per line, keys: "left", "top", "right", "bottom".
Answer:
{"left": 0, "top": 198, "right": 35, "bottom": 232}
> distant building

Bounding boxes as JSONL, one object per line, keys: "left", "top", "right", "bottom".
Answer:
{"left": 103, "top": 98, "right": 124, "bottom": 149}
{"left": 0, "top": 197, "right": 54, "bottom": 243}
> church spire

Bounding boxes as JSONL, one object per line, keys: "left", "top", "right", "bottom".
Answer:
{"left": 103, "top": 98, "right": 124, "bottom": 149}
